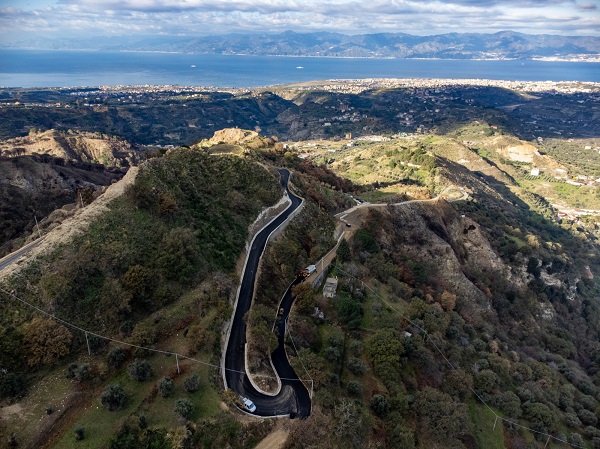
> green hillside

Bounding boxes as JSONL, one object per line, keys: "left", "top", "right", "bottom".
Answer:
{"left": 1, "top": 90, "right": 600, "bottom": 448}
{"left": 0, "top": 148, "right": 283, "bottom": 448}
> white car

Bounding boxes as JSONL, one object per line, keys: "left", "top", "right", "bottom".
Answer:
{"left": 242, "top": 397, "right": 256, "bottom": 413}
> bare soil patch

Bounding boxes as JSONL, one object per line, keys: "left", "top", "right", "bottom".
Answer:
{"left": 254, "top": 427, "right": 289, "bottom": 449}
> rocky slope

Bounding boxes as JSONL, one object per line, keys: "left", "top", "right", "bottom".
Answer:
{"left": 0, "top": 154, "right": 124, "bottom": 256}
{"left": 0, "top": 167, "right": 138, "bottom": 281}
{"left": 0, "top": 129, "right": 141, "bottom": 168}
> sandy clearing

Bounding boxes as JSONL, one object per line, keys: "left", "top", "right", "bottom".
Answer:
{"left": 0, "top": 403, "right": 24, "bottom": 420}
{"left": 254, "top": 428, "right": 289, "bottom": 449}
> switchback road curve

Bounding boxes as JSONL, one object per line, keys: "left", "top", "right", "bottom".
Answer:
{"left": 223, "top": 169, "right": 311, "bottom": 418}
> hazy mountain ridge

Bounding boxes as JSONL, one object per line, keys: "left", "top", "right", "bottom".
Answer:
{"left": 4, "top": 31, "right": 599, "bottom": 59}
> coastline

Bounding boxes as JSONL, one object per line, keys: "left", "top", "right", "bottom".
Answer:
{"left": 1, "top": 49, "right": 599, "bottom": 88}
{"left": 1, "top": 78, "right": 599, "bottom": 95}
{"left": 2, "top": 47, "right": 599, "bottom": 63}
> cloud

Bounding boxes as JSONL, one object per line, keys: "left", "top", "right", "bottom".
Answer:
{"left": 63, "top": 0, "right": 310, "bottom": 13}
{"left": 448, "top": 0, "right": 570, "bottom": 4}
{"left": 0, "top": 0, "right": 598, "bottom": 40}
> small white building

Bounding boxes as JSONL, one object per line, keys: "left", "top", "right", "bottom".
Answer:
{"left": 323, "top": 277, "right": 339, "bottom": 298}
{"left": 531, "top": 168, "right": 540, "bottom": 176}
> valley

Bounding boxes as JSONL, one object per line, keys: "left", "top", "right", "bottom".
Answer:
{"left": 0, "top": 79, "right": 599, "bottom": 449}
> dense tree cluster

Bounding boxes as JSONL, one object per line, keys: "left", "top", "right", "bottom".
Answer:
{"left": 281, "top": 189, "right": 600, "bottom": 447}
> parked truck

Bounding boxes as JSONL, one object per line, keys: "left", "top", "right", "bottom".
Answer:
{"left": 299, "top": 264, "right": 317, "bottom": 277}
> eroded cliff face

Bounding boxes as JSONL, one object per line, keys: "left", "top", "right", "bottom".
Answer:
{"left": 378, "top": 200, "right": 507, "bottom": 315}
{"left": 0, "top": 129, "right": 140, "bottom": 168}
{"left": 366, "top": 196, "right": 592, "bottom": 334}
{"left": 0, "top": 155, "right": 123, "bottom": 255}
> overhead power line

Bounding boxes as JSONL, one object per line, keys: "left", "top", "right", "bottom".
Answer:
{"left": 0, "top": 286, "right": 313, "bottom": 384}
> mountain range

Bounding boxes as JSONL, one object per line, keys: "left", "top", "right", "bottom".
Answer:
{"left": 4, "top": 31, "right": 600, "bottom": 60}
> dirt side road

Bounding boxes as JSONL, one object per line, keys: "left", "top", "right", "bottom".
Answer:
{"left": 254, "top": 428, "right": 289, "bottom": 449}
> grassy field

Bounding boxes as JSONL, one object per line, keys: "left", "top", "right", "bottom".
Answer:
{"left": 52, "top": 356, "right": 222, "bottom": 449}
{"left": 519, "top": 178, "right": 600, "bottom": 210}
{"left": 302, "top": 138, "right": 437, "bottom": 201}
{"left": 2, "top": 271, "right": 232, "bottom": 448}
{"left": 467, "top": 402, "right": 505, "bottom": 449}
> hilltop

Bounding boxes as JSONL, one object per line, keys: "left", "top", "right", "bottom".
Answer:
{"left": 0, "top": 144, "right": 287, "bottom": 448}
{"left": 0, "top": 129, "right": 147, "bottom": 256}
{"left": 0, "top": 154, "right": 125, "bottom": 256}
{"left": 0, "top": 129, "right": 141, "bottom": 168}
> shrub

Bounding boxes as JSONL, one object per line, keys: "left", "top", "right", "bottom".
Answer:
{"left": 577, "top": 408, "right": 598, "bottom": 426}
{"left": 560, "top": 393, "right": 574, "bottom": 411}
{"left": 107, "top": 347, "right": 128, "bottom": 369}
{"left": 159, "top": 377, "right": 175, "bottom": 398}
{"left": 348, "top": 340, "right": 362, "bottom": 354}
{"left": 23, "top": 317, "right": 73, "bottom": 367}
{"left": 388, "top": 423, "right": 415, "bottom": 449}
{"left": 336, "top": 238, "right": 351, "bottom": 262}
{"left": 67, "top": 363, "right": 91, "bottom": 383}
{"left": 474, "top": 369, "right": 498, "bottom": 396}
{"left": 75, "top": 364, "right": 91, "bottom": 383}
{"left": 496, "top": 391, "right": 522, "bottom": 419}
{"left": 324, "top": 346, "right": 342, "bottom": 364}
{"left": 370, "top": 394, "right": 390, "bottom": 417}
{"left": 579, "top": 395, "right": 597, "bottom": 412}
{"left": 66, "top": 363, "right": 79, "bottom": 379}
{"left": 108, "top": 418, "right": 169, "bottom": 449}
{"left": 523, "top": 402, "right": 558, "bottom": 434}
{"left": 415, "top": 387, "right": 468, "bottom": 444}
{"left": 366, "top": 329, "right": 404, "bottom": 387}
{"left": 183, "top": 374, "right": 200, "bottom": 393}
{"left": 174, "top": 398, "right": 194, "bottom": 419}
{"left": 565, "top": 413, "right": 582, "bottom": 428}
{"left": 0, "top": 373, "right": 26, "bottom": 399}
{"left": 74, "top": 427, "right": 85, "bottom": 441}
{"left": 336, "top": 296, "right": 362, "bottom": 329}
{"left": 584, "top": 426, "right": 600, "bottom": 439}
{"left": 347, "top": 380, "right": 363, "bottom": 396}
{"left": 138, "top": 415, "right": 147, "bottom": 429}
{"left": 87, "top": 335, "right": 106, "bottom": 355}
{"left": 127, "top": 359, "right": 153, "bottom": 382}
{"left": 442, "top": 369, "right": 473, "bottom": 401}
{"left": 347, "top": 357, "right": 366, "bottom": 376}
{"left": 101, "top": 384, "right": 126, "bottom": 411}
{"left": 569, "top": 433, "right": 584, "bottom": 447}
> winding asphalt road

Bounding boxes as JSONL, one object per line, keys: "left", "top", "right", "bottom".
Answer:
{"left": 223, "top": 169, "right": 311, "bottom": 418}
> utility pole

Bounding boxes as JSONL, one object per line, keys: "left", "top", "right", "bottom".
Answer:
{"left": 33, "top": 214, "right": 42, "bottom": 239}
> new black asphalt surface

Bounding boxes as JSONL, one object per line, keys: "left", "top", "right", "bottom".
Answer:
{"left": 224, "top": 169, "right": 311, "bottom": 418}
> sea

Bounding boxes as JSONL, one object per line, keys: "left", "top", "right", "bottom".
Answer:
{"left": 0, "top": 49, "right": 599, "bottom": 88}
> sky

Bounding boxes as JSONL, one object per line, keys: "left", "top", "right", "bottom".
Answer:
{"left": 0, "top": 0, "right": 599, "bottom": 43}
